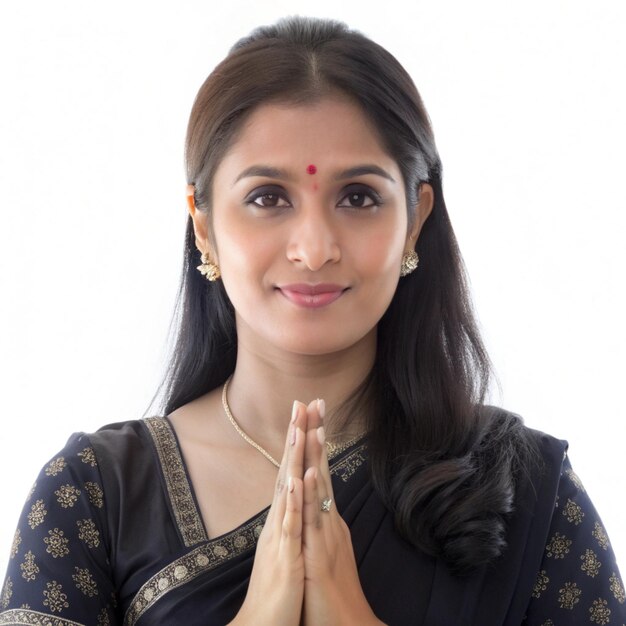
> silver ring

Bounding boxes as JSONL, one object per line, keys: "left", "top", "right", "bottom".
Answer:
{"left": 320, "top": 497, "right": 333, "bottom": 513}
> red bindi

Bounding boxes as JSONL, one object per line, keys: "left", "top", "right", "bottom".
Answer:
{"left": 306, "top": 164, "right": 317, "bottom": 175}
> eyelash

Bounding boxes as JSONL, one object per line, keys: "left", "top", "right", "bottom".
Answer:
{"left": 245, "top": 184, "right": 383, "bottom": 211}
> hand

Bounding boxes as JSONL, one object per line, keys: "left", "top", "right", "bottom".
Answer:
{"left": 229, "top": 401, "right": 308, "bottom": 626}
{"left": 301, "top": 400, "right": 384, "bottom": 626}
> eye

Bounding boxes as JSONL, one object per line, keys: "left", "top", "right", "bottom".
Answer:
{"left": 337, "top": 185, "right": 382, "bottom": 210}
{"left": 245, "top": 186, "right": 290, "bottom": 209}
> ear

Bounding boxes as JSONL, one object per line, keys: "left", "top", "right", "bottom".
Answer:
{"left": 187, "top": 184, "right": 218, "bottom": 261}
{"left": 405, "top": 183, "right": 434, "bottom": 251}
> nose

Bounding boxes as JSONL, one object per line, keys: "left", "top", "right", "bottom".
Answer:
{"left": 286, "top": 206, "right": 341, "bottom": 272}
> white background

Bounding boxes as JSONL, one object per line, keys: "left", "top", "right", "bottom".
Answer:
{"left": 1, "top": 0, "right": 624, "bottom": 581}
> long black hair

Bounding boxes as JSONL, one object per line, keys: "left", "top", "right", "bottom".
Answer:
{"left": 153, "top": 16, "right": 536, "bottom": 574}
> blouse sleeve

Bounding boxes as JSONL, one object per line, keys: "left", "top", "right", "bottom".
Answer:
{"left": 0, "top": 433, "right": 117, "bottom": 626}
{"left": 522, "top": 452, "right": 626, "bottom": 625}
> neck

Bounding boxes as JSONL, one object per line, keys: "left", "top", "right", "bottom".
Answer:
{"left": 225, "top": 329, "right": 376, "bottom": 453}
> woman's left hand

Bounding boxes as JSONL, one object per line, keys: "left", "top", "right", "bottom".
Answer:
{"left": 301, "top": 400, "right": 384, "bottom": 626}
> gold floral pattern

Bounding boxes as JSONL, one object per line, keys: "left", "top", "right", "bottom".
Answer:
{"left": 523, "top": 454, "right": 626, "bottom": 624}
{"left": 588, "top": 597, "right": 611, "bottom": 624}
{"left": 72, "top": 566, "right": 98, "bottom": 597}
{"left": 10, "top": 528, "right": 21, "bottom": 559}
{"left": 0, "top": 577, "right": 12, "bottom": 609}
{"left": 27, "top": 499, "right": 47, "bottom": 529}
{"left": 84, "top": 481, "right": 104, "bottom": 508}
{"left": 77, "top": 446, "right": 97, "bottom": 467}
{"left": 539, "top": 620, "right": 554, "bottom": 626}
{"left": 44, "top": 528, "right": 70, "bottom": 558}
{"left": 609, "top": 572, "right": 625, "bottom": 604}
{"left": 20, "top": 550, "right": 39, "bottom": 582}
{"left": 143, "top": 417, "right": 208, "bottom": 547}
{"left": 76, "top": 518, "right": 100, "bottom": 548}
{"left": 558, "top": 581, "right": 582, "bottom": 609}
{"left": 545, "top": 532, "right": 572, "bottom": 559}
{"left": 42, "top": 580, "right": 69, "bottom": 613}
{"left": 592, "top": 521, "right": 610, "bottom": 551}
{"left": 0, "top": 609, "right": 83, "bottom": 625}
{"left": 562, "top": 498, "right": 584, "bottom": 525}
{"left": 532, "top": 570, "right": 550, "bottom": 598}
{"left": 97, "top": 608, "right": 111, "bottom": 625}
{"left": 54, "top": 484, "right": 81, "bottom": 508}
{"left": 580, "top": 548, "right": 601, "bottom": 578}
{"left": 45, "top": 457, "right": 67, "bottom": 477}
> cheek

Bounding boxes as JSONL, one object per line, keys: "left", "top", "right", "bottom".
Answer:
{"left": 353, "top": 221, "right": 406, "bottom": 276}
{"left": 214, "top": 220, "right": 280, "bottom": 285}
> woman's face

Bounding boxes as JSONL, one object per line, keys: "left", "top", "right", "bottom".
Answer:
{"left": 191, "top": 96, "right": 432, "bottom": 358}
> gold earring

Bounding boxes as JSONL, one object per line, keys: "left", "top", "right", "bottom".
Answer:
{"left": 197, "top": 251, "right": 221, "bottom": 281}
{"left": 400, "top": 250, "right": 419, "bottom": 276}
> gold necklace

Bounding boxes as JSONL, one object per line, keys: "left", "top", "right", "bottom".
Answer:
{"left": 222, "top": 376, "right": 280, "bottom": 468}
{"left": 221, "top": 375, "right": 366, "bottom": 468}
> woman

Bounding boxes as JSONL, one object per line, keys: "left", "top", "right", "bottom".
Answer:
{"left": 1, "top": 15, "right": 624, "bottom": 626}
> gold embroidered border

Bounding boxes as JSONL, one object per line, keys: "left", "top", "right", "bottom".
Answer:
{"left": 124, "top": 442, "right": 368, "bottom": 625}
{"left": 330, "top": 444, "right": 366, "bottom": 482}
{"left": 123, "top": 513, "right": 268, "bottom": 625}
{"left": 143, "top": 417, "right": 208, "bottom": 547}
{"left": 0, "top": 608, "right": 85, "bottom": 625}
{"left": 326, "top": 434, "right": 365, "bottom": 460}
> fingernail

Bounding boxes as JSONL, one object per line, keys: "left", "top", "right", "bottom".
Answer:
{"left": 288, "top": 476, "right": 295, "bottom": 493}
{"left": 317, "top": 398, "right": 325, "bottom": 420}
{"left": 316, "top": 426, "right": 325, "bottom": 446}
{"left": 290, "top": 425, "right": 297, "bottom": 446}
{"left": 291, "top": 401, "right": 298, "bottom": 424}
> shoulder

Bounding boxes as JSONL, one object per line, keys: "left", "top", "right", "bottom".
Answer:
{"left": 35, "top": 418, "right": 170, "bottom": 517}
{"left": 480, "top": 405, "right": 566, "bottom": 451}
{"left": 33, "top": 418, "right": 158, "bottom": 481}
{"left": 475, "top": 406, "right": 571, "bottom": 534}
{"left": 55, "top": 418, "right": 179, "bottom": 562}
{"left": 86, "top": 417, "right": 157, "bottom": 466}
{"left": 87, "top": 417, "right": 154, "bottom": 448}
{"left": 80, "top": 417, "right": 168, "bottom": 502}
{"left": 477, "top": 405, "right": 568, "bottom": 475}
{"left": 17, "top": 419, "right": 160, "bottom": 516}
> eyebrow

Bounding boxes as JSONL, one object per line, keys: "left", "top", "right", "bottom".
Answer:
{"left": 232, "top": 163, "right": 396, "bottom": 186}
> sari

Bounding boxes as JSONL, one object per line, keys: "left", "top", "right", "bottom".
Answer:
{"left": 1, "top": 414, "right": 624, "bottom": 625}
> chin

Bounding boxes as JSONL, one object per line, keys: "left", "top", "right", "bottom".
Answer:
{"left": 273, "top": 327, "right": 375, "bottom": 357}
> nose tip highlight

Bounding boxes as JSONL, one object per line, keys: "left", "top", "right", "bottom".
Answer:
{"left": 286, "top": 214, "right": 341, "bottom": 271}
{"left": 288, "top": 242, "right": 341, "bottom": 271}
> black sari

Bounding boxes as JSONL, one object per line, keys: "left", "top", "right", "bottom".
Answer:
{"left": 1, "top": 415, "right": 624, "bottom": 625}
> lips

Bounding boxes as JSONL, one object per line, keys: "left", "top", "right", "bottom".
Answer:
{"left": 277, "top": 283, "right": 348, "bottom": 308}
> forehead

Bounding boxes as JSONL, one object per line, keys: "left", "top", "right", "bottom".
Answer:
{"left": 215, "top": 96, "right": 399, "bottom": 180}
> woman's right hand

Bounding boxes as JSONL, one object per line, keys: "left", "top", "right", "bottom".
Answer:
{"left": 229, "top": 401, "right": 307, "bottom": 626}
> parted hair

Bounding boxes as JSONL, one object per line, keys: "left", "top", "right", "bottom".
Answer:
{"left": 154, "top": 15, "right": 537, "bottom": 575}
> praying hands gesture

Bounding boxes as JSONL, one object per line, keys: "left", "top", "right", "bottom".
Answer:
{"left": 230, "top": 400, "right": 384, "bottom": 626}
